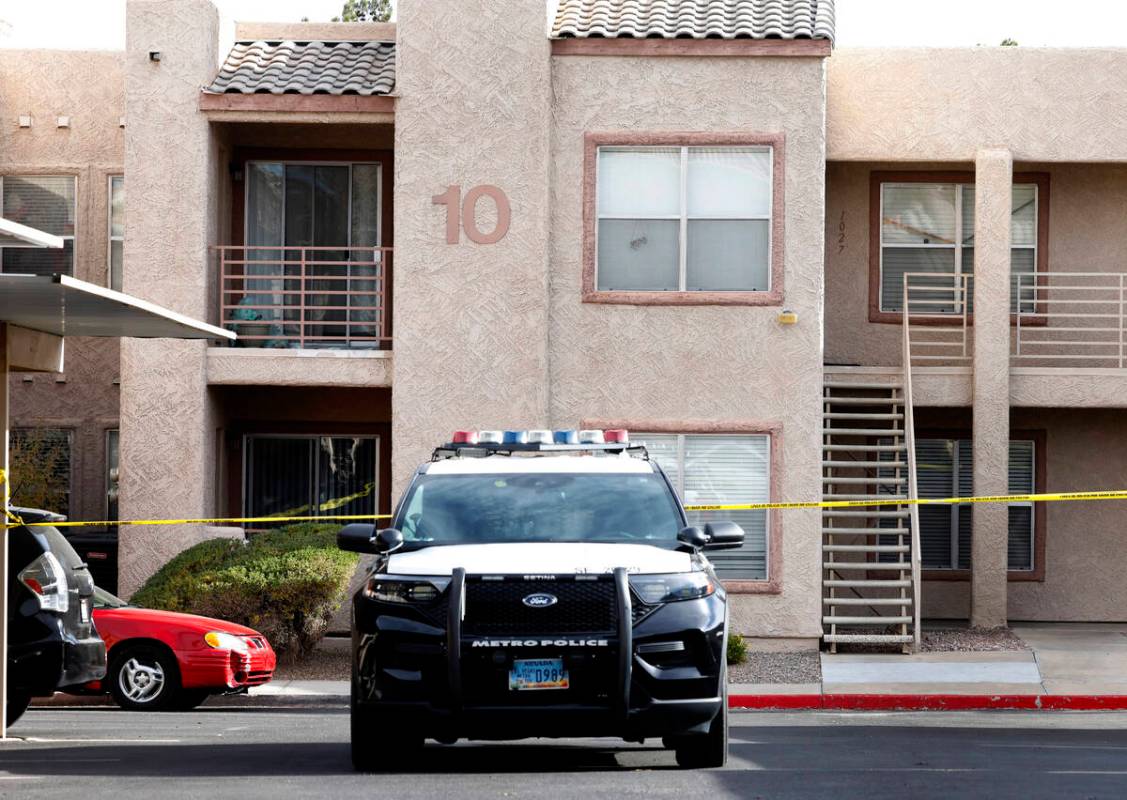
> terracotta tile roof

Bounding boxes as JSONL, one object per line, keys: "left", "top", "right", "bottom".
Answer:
{"left": 551, "top": 0, "right": 835, "bottom": 42}
{"left": 205, "top": 40, "right": 395, "bottom": 96}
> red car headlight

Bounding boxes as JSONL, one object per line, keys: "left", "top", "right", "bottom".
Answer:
{"left": 204, "top": 631, "right": 249, "bottom": 653}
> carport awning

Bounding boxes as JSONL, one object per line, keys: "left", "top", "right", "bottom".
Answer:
{"left": 0, "top": 217, "right": 64, "bottom": 249}
{"left": 0, "top": 274, "right": 234, "bottom": 340}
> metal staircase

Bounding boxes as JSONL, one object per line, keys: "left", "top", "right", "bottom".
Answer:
{"left": 821, "top": 378, "right": 921, "bottom": 652}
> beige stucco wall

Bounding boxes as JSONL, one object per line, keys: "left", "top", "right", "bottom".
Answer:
{"left": 826, "top": 162, "right": 1127, "bottom": 376}
{"left": 923, "top": 407, "right": 1127, "bottom": 622}
{"left": 391, "top": 0, "right": 552, "bottom": 488}
{"left": 118, "top": 0, "right": 223, "bottom": 595}
{"left": 549, "top": 55, "right": 828, "bottom": 644}
{"left": 828, "top": 48, "right": 1127, "bottom": 163}
{"left": 1, "top": 49, "right": 125, "bottom": 527}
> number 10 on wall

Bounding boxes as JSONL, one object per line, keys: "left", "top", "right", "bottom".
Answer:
{"left": 432, "top": 184, "right": 511, "bottom": 245}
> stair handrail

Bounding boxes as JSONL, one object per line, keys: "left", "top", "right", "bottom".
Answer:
{"left": 901, "top": 280, "right": 923, "bottom": 653}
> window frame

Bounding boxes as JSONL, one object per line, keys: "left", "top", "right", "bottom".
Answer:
{"left": 0, "top": 173, "right": 78, "bottom": 275}
{"left": 582, "top": 132, "right": 785, "bottom": 306}
{"left": 107, "top": 174, "right": 124, "bottom": 290}
{"left": 914, "top": 428, "right": 1047, "bottom": 582}
{"left": 106, "top": 428, "right": 120, "bottom": 524}
{"left": 583, "top": 418, "right": 783, "bottom": 593}
{"left": 867, "top": 171, "right": 1050, "bottom": 324}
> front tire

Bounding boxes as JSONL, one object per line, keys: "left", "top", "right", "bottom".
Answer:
{"left": 5, "top": 691, "right": 31, "bottom": 728}
{"left": 108, "top": 644, "right": 181, "bottom": 711}
{"left": 350, "top": 670, "right": 422, "bottom": 771}
{"left": 674, "top": 660, "right": 729, "bottom": 769}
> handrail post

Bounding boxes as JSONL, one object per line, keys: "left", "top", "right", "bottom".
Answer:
{"left": 299, "top": 247, "right": 307, "bottom": 350}
{"left": 902, "top": 275, "right": 923, "bottom": 653}
{"left": 1119, "top": 274, "right": 1124, "bottom": 370}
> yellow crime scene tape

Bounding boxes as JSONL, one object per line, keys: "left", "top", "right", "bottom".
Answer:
{"left": 3, "top": 460, "right": 1127, "bottom": 529}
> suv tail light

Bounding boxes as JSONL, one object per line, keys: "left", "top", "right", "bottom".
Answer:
{"left": 18, "top": 551, "right": 70, "bottom": 613}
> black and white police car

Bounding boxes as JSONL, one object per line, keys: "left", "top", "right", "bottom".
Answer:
{"left": 338, "top": 429, "right": 745, "bottom": 771}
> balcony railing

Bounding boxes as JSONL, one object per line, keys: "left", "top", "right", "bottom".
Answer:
{"left": 1013, "top": 272, "right": 1127, "bottom": 368}
{"left": 902, "top": 272, "right": 974, "bottom": 366}
{"left": 217, "top": 245, "right": 391, "bottom": 349}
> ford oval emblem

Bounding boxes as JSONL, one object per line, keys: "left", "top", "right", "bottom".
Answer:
{"left": 522, "top": 593, "right": 558, "bottom": 608}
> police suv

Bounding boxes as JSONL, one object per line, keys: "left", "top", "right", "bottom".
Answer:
{"left": 338, "top": 429, "right": 745, "bottom": 771}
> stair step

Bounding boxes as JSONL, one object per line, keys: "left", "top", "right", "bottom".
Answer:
{"left": 823, "top": 597, "right": 913, "bottom": 606}
{"left": 824, "top": 561, "right": 910, "bottom": 571}
{"left": 823, "top": 634, "right": 914, "bottom": 644}
{"left": 824, "top": 616, "right": 913, "bottom": 625}
{"left": 824, "top": 579, "right": 912, "bottom": 588}
{"left": 822, "top": 396, "right": 904, "bottom": 406}
{"left": 822, "top": 494, "right": 908, "bottom": 501}
{"left": 823, "top": 444, "right": 906, "bottom": 452}
{"left": 823, "top": 382, "right": 903, "bottom": 390}
{"left": 824, "top": 460, "right": 907, "bottom": 469}
{"left": 822, "top": 476, "right": 906, "bottom": 485}
{"left": 822, "top": 526, "right": 907, "bottom": 534}
{"left": 823, "top": 509, "right": 911, "bottom": 518}
{"left": 823, "top": 427, "right": 904, "bottom": 436}
{"left": 823, "top": 544, "right": 909, "bottom": 553}
{"left": 824, "top": 412, "right": 905, "bottom": 421}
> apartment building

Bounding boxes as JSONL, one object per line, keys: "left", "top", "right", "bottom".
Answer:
{"left": 6, "top": 0, "right": 1127, "bottom": 650}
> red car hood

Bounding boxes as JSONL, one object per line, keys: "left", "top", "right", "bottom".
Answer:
{"left": 93, "top": 606, "right": 264, "bottom": 637}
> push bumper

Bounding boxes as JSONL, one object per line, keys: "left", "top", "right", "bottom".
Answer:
{"left": 353, "top": 567, "right": 726, "bottom": 741}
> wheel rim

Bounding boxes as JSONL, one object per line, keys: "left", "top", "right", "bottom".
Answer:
{"left": 118, "top": 656, "right": 166, "bottom": 704}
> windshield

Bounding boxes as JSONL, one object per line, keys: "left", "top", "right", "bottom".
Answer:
{"left": 93, "top": 586, "right": 129, "bottom": 609}
{"left": 397, "top": 472, "right": 683, "bottom": 547}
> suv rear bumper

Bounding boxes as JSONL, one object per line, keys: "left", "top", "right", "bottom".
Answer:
{"left": 11, "top": 619, "right": 106, "bottom": 696}
{"left": 353, "top": 567, "right": 726, "bottom": 741}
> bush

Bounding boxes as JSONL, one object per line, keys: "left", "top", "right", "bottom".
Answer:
{"left": 132, "top": 524, "right": 359, "bottom": 662}
{"left": 726, "top": 632, "right": 748, "bottom": 666}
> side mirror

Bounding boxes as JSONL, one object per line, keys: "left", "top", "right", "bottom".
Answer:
{"left": 676, "top": 526, "right": 708, "bottom": 551}
{"left": 374, "top": 528, "right": 404, "bottom": 554}
{"left": 337, "top": 523, "right": 377, "bottom": 553}
{"left": 703, "top": 521, "right": 745, "bottom": 550}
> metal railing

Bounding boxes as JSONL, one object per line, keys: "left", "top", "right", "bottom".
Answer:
{"left": 902, "top": 272, "right": 974, "bottom": 366}
{"left": 216, "top": 245, "right": 391, "bottom": 349}
{"left": 1013, "top": 272, "right": 1127, "bottom": 368}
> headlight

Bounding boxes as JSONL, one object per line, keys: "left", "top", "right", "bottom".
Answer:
{"left": 363, "top": 576, "right": 450, "bottom": 603}
{"left": 204, "top": 631, "right": 248, "bottom": 652}
{"left": 630, "top": 572, "right": 715, "bottom": 604}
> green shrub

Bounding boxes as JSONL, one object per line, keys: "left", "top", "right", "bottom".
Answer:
{"left": 726, "top": 632, "right": 748, "bottom": 666}
{"left": 132, "top": 524, "right": 359, "bottom": 662}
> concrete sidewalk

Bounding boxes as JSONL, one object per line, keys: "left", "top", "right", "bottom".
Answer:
{"left": 732, "top": 623, "right": 1127, "bottom": 710}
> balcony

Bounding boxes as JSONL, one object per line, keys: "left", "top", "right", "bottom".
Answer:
{"left": 216, "top": 245, "right": 391, "bottom": 350}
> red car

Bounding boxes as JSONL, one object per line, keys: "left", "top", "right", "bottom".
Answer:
{"left": 81, "top": 587, "right": 276, "bottom": 711}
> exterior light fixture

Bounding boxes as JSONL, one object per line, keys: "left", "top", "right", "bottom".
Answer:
{"left": 149, "top": 51, "right": 162, "bottom": 62}
{"left": 777, "top": 309, "right": 798, "bottom": 325}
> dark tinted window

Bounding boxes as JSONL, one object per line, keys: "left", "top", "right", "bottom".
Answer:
{"left": 398, "top": 473, "right": 682, "bottom": 548}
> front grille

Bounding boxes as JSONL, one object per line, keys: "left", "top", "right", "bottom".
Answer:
{"left": 463, "top": 578, "right": 616, "bottom": 636}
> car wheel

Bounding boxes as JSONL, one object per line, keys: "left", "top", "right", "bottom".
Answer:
{"left": 108, "top": 645, "right": 181, "bottom": 711}
{"left": 5, "top": 691, "right": 31, "bottom": 728}
{"left": 172, "top": 689, "right": 211, "bottom": 711}
{"left": 674, "top": 664, "right": 729, "bottom": 769}
{"left": 350, "top": 677, "right": 422, "bottom": 771}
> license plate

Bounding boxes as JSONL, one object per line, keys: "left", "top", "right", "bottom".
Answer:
{"left": 509, "top": 658, "right": 568, "bottom": 691}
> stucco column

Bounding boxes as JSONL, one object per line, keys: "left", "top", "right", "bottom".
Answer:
{"left": 118, "top": 0, "right": 221, "bottom": 595}
{"left": 971, "top": 148, "right": 1012, "bottom": 628}
{"left": 392, "top": 0, "right": 552, "bottom": 491}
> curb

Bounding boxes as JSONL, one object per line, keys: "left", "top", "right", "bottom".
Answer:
{"left": 729, "top": 693, "right": 1127, "bottom": 711}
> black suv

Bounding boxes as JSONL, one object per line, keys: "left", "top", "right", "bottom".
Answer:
{"left": 339, "top": 437, "right": 744, "bottom": 770}
{"left": 7, "top": 508, "right": 106, "bottom": 727}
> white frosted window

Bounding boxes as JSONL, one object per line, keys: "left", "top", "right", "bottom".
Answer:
{"left": 596, "top": 145, "right": 772, "bottom": 293}
{"left": 881, "top": 182, "right": 1039, "bottom": 313}
{"left": 108, "top": 175, "right": 124, "bottom": 290}
{"left": 635, "top": 433, "right": 770, "bottom": 581}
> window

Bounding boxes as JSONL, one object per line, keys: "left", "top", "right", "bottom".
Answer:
{"left": 244, "top": 435, "right": 378, "bottom": 524}
{"left": 0, "top": 175, "right": 76, "bottom": 275}
{"left": 883, "top": 438, "right": 1036, "bottom": 571}
{"left": 242, "top": 161, "right": 383, "bottom": 347}
{"left": 108, "top": 176, "right": 124, "bottom": 290}
{"left": 636, "top": 433, "right": 770, "bottom": 580}
{"left": 9, "top": 428, "right": 72, "bottom": 517}
{"left": 595, "top": 146, "right": 772, "bottom": 292}
{"left": 106, "top": 429, "right": 120, "bottom": 522}
{"left": 877, "top": 177, "right": 1041, "bottom": 313}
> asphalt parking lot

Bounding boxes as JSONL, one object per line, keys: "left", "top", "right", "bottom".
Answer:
{"left": 4, "top": 706, "right": 1127, "bottom": 799}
